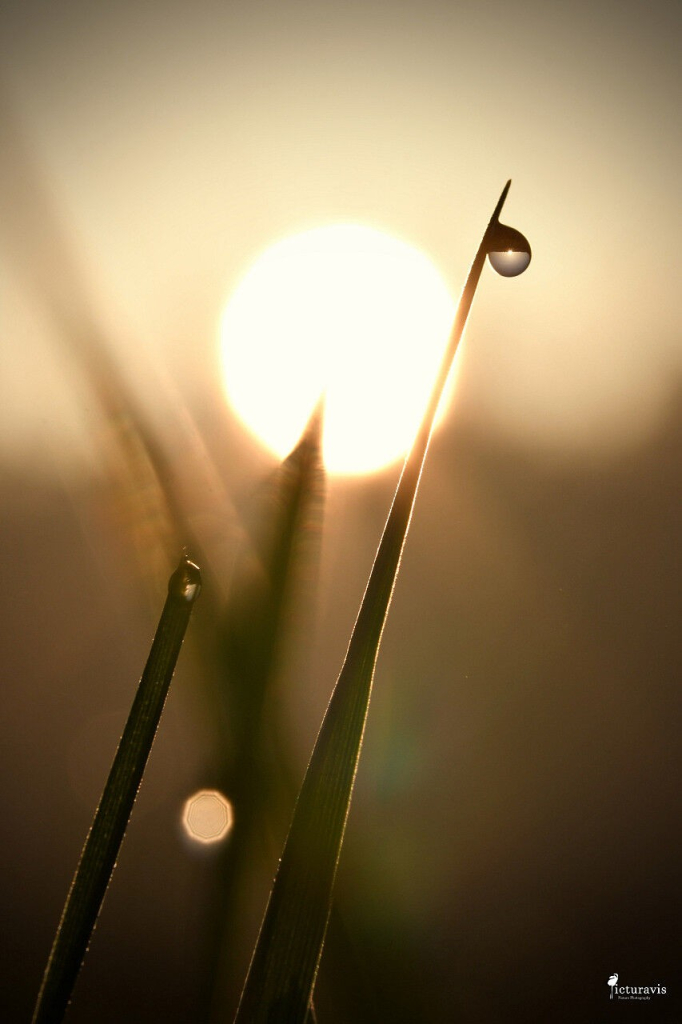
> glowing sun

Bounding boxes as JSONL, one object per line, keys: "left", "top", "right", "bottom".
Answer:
{"left": 220, "top": 224, "right": 456, "bottom": 475}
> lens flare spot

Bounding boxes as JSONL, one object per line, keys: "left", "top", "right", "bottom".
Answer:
{"left": 182, "top": 789, "right": 233, "bottom": 844}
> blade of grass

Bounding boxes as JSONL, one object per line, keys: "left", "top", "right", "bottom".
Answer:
{"left": 233, "top": 182, "right": 513, "bottom": 1023}
{"left": 32, "top": 555, "right": 201, "bottom": 1024}
{"left": 205, "top": 404, "right": 326, "bottom": 1021}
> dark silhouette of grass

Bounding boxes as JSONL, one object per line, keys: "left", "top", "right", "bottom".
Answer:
{"left": 233, "top": 182, "right": 519, "bottom": 1023}
{"left": 32, "top": 557, "right": 201, "bottom": 1024}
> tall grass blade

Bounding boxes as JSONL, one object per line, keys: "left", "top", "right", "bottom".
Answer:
{"left": 32, "top": 556, "right": 201, "bottom": 1024}
{"left": 233, "top": 182, "right": 513, "bottom": 1023}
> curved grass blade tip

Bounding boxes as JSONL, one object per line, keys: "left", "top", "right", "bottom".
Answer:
{"left": 32, "top": 555, "right": 201, "bottom": 1024}
{"left": 234, "top": 182, "right": 516, "bottom": 1023}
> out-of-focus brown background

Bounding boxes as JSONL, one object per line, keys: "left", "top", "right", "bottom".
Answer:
{"left": 1, "top": 0, "right": 680, "bottom": 1020}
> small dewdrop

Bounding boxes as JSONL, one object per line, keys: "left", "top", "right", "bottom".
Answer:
{"left": 168, "top": 556, "right": 202, "bottom": 602}
{"left": 182, "top": 789, "right": 233, "bottom": 844}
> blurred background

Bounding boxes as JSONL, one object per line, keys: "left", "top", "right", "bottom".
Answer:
{"left": 0, "top": 0, "right": 680, "bottom": 1020}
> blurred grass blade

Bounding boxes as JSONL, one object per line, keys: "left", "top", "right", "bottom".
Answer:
{"left": 32, "top": 556, "right": 201, "bottom": 1024}
{"left": 219, "top": 401, "right": 326, "bottom": 750}
{"left": 233, "top": 182, "right": 513, "bottom": 1023}
{"left": 0, "top": 91, "right": 218, "bottom": 590}
{"left": 205, "top": 404, "right": 326, "bottom": 1020}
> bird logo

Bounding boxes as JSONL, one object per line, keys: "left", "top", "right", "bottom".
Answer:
{"left": 608, "top": 974, "right": 619, "bottom": 999}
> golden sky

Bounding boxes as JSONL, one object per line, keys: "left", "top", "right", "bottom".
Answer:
{"left": 0, "top": 0, "right": 680, "bottom": 470}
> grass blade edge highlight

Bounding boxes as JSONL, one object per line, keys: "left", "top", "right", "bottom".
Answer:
{"left": 233, "top": 182, "right": 513, "bottom": 1023}
{"left": 32, "top": 555, "right": 201, "bottom": 1024}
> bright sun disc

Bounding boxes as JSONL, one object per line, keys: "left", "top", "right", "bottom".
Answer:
{"left": 220, "top": 225, "right": 456, "bottom": 475}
